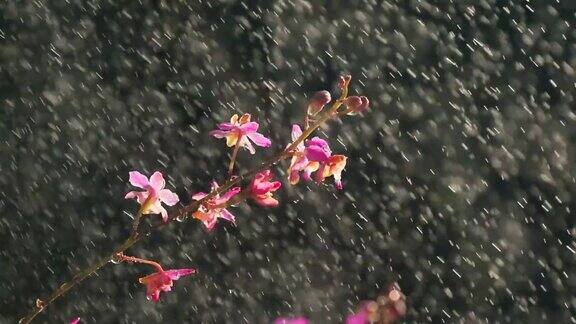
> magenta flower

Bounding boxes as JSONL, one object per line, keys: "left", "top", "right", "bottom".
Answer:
{"left": 248, "top": 170, "right": 282, "bottom": 207}
{"left": 138, "top": 268, "right": 196, "bottom": 303}
{"left": 345, "top": 306, "right": 368, "bottom": 324}
{"left": 298, "top": 136, "right": 348, "bottom": 189}
{"left": 192, "top": 181, "right": 241, "bottom": 231}
{"left": 124, "top": 171, "right": 179, "bottom": 222}
{"left": 69, "top": 318, "right": 80, "bottom": 324}
{"left": 287, "top": 124, "right": 320, "bottom": 185}
{"left": 209, "top": 113, "right": 272, "bottom": 154}
{"left": 287, "top": 126, "right": 347, "bottom": 189}
{"left": 274, "top": 317, "right": 309, "bottom": 324}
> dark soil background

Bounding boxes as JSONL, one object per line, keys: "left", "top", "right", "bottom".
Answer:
{"left": 2, "top": 1, "right": 576, "bottom": 323}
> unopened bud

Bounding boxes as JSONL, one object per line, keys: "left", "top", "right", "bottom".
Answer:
{"left": 345, "top": 96, "right": 369, "bottom": 115}
{"left": 307, "top": 90, "right": 331, "bottom": 116}
{"left": 337, "top": 75, "right": 352, "bottom": 90}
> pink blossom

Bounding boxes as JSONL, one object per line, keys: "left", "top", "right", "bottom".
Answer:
{"left": 287, "top": 124, "right": 320, "bottom": 185}
{"left": 192, "top": 181, "right": 241, "bottom": 231}
{"left": 124, "top": 171, "right": 180, "bottom": 222}
{"left": 307, "top": 90, "right": 331, "bottom": 116}
{"left": 69, "top": 318, "right": 80, "bottom": 324}
{"left": 248, "top": 170, "right": 281, "bottom": 207}
{"left": 289, "top": 135, "right": 347, "bottom": 189}
{"left": 345, "top": 306, "right": 368, "bottom": 324}
{"left": 138, "top": 268, "right": 196, "bottom": 303}
{"left": 274, "top": 317, "right": 309, "bottom": 324}
{"left": 209, "top": 113, "right": 272, "bottom": 154}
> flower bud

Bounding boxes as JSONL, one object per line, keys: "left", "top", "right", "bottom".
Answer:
{"left": 345, "top": 95, "right": 369, "bottom": 115}
{"left": 307, "top": 90, "right": 331, "bottom": 116}
{"left": 337, "top": 74, "right": 352, "bottom": 90}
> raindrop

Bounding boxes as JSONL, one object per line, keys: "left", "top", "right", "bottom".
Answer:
{"left": 176, "top": 213, "right": 187, "bottom": 222}
{"left": 110, "top": 254, "right": 122, "bottom": 264}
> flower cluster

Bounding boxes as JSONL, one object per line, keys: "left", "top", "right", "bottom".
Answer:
{"left": 288, "top": 125, "right": 347, "bottom": 189}
{"left": 120, "top": 75, "right": 369, "bottom": 302}
{"left": 26, "top": 75, "right": 373, "bottom": 323}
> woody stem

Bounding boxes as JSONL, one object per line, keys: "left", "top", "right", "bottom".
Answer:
{"left": 22, "top": 81, "right": 353, "bottom": 323}
{"left": 228, "top": 136, "right": 242, "bottom": 176}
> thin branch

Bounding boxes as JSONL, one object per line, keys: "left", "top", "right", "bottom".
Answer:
{"left": 20, "top": 89, "right": 349, "bottom": 323}
{"left": 228, "top": 136, "right": 243, "bottom": 176}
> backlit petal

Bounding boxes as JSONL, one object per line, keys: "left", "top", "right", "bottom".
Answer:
{"left": 159, "top": 189, "right": 179, "bottom": 206}
{"left": 149, "top": 171, "right": 165, "bottom": 191}
{"left": 246, "top": 132, "right": 272, "bottom": 147}
{"left": 129, "top": 171, "right": 149, "bottom": 189}
{"left": 239, "top": 121, "right": 259, "bottom": 134}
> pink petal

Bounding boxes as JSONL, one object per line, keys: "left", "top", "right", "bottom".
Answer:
{"left": 209, "top": 129, "right": 231, "bottom": 138}
{"left": 203, "top": 214, "right": 218, "bottom": 231}
{"left": 125, "top": 191, "right": 149, "bottom": 204}
{"left": 210, "top": 181, "right": 220, "bottom": 192}
{"left": 239, "top": 121, "right": 259, "bottom": 133}
{"left": 149, "top": 290, "right": 161, "bottom": 303}
{"left": 255, "top": 195, "right": 279, "bottom": 207}
{"left": 345, "top": 307, "right": 368, "bottom": 324}
{"left": 217, "top": 122, "right": 235, "bottom": 131}
{"left": 159, "top": 189, "right": 179, "bottom": 206}
{"left": 129, "top": 171, "right": 149, "bottom": 189}
{"left": 164, "top": 268, "right": 196, "bottom": 280}
{"left": 289, "top": 170, "right": 300, "bottom": 184}
{"left": 291, "top": 124, "right": 302, "bottom": 141}
{"left": 219, "top": 208, "right": 236, "bottom": 223}
{"left": 69, "top": 318, "right": 81, "bottom": 324}
{"left": 307, "top": 137, "right": 331, "bottom": 154}
{"left": 221, "top": 187, "right": 241, "bottom": 201}
{"left": 314, "top": 163, "right": 327, "bottom": 183}
{"left": 246, "top": 132, "right": 272, "bottom": 147}
{"left": 159, "top": 205, "right": 168, "bottom": 222}
{"left": 305, "top": 145, "right": 331, "bottom": 162}
{"left": 191, "top": 192, "right": 208, "bottom": 201}
{"left": 149, "top": 171, "right": 165, "bottom": 191}
{"left": 291, "top": 156, "right": 309, "bottom": 172}
{"left": 239, "top": 137, "right": 256, "bottom": 154}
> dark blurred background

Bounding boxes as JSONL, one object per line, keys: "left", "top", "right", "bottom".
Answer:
{"left": 2, "top": 0, "right": 576, "bottom": 323}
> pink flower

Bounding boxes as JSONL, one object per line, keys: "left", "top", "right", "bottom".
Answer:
{"left": 304, "top": 137, "right": 347, "bottom": 190}
{"left": 209, "top": 113, "right": 272, "bottom": 154}
{"left": 138, "top": 268, "right": 196, "bottom": 303}
{"left": 248, "top": 170, "right": 281, "bottom": 207}
{"left": 69, "top": 318, "right": 80, "bottom": 324}
{"left": 307, "top": 90, "right": 331, "bottom": 116}
{"left": 273, "top": 317, "right": 309, "bottom": 324}
{"left": 192, "top": 181, "right": 241, "bottom": 231}
{"left": 124, "top": 171, "right": 180, "bottom": 222}
{"left": 345, "top": 96, "right": 369, "bottom": 115}
{"left": 345, "top": 306, "right": 368, "bottom": 324}
{"left": 287, "top": 124, "right": 320, "bottom": 185}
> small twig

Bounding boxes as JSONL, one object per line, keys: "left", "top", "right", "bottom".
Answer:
{"left": 228, "top": 136, "right": 242, "bottom": 176}
{"left": 115, "top": 253, "right": 164, "bottom": 272}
